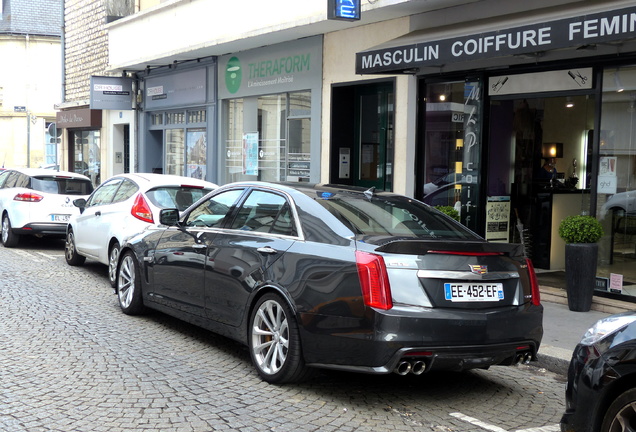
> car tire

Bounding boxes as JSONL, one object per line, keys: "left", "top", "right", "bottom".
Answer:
{"left": 1, "top": 213, "right": 20, "bottom": 248}
{"left": 117, "top": 251, "right": 146, "bottom": 315}
{"left": 601, "top": 388, "right": 636, "bottom": 432}
{"left": 108, "top": 242, "right": 120, "bottom": 288}
{"left": 65, "top": 229, "right": 86, "bottom": 266}
{"left": 248, "top": 293, "right": 312, "bottom": 384}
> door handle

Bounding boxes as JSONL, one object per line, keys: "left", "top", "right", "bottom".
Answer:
{"left": 95, "top": 211, "right": 101, "bottom": 216}
{"left": 257, "top": 246, "right": 277, "bottom": 254}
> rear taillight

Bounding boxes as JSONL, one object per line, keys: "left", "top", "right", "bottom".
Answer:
{"left": 525, "top": 258, "right": 541, "bottom": 306}
{"left": 131, "top": 194, "right": 154, "bottom": 223}
{"left": 14, "top": 192, "right": 43, "bottom": 202}
{"left": 356, "top": 251, "right": 393, "bottom": 310}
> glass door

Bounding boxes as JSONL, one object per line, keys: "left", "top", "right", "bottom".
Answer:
{"left": 353, "top": 83, "right": 394, "bottom": 190}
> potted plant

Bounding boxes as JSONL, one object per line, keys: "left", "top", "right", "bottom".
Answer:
{"left": 434, "top": 205, "right": 460, "bottom": 221}
{"left": 558, "top": 215, "right": 604, "bottom": 312}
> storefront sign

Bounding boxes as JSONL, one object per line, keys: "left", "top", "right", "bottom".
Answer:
{"left": 144, "top": 68, "right": 206, "bottom": 110}
{"left": 219, "top": 36, "right": 322, "bottom": 99}
{"left": 460, "top": 81, "right": 482, "bottom": 232}
{"left": 356, "top": 5, "right": 636, "bottom": 74}
{"left": 90, "top": 76, "right": 133, "bottom": 110}
{"left": 489, "top": 68, "right": 593, "bottom": 95}
{"left": 328, "top": 0, "right": 360, "bottom": 21}
{"left": 56, "top": 108, "right": 102, "bottom": 129}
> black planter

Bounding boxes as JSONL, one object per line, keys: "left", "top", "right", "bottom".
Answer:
{"left": 564, "top": 243, "right": 598, "bottom": 312}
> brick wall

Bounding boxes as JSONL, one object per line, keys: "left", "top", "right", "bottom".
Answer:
{"left": 64, "top": 0, "right": 108, "bottom": 102}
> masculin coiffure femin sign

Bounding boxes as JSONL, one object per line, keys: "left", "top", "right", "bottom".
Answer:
{"left": 356, "top": 5, "right": 636, "bottom": 74}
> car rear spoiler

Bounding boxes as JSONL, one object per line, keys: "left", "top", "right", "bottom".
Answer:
{"left": 374, "top": 240, "right": 525, "bottom": 257}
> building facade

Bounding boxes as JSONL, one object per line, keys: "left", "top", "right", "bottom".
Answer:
{"left": 0, "top": 0, "right": 62, "bottom": 169}
{"left": 97, "top": 0, "right": 636, "bottom": 300}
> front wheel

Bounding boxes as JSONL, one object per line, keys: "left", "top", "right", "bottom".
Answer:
{"left": 65, "top": 229, "right": 86, "bottom": 266}
{"left": 108, "top": 242, "right": 120, "bottom": 288}
{"left": 601, "top": 388, "right": 636, "bottom": 432}
{"left": 248, "top": 293, "right": 311, "bottom": 384}
{"left": 117, "top": 251, "right": 145, "bottom": 315}
{"left": 1, "top": 214, "right": 20, "bottom": 247}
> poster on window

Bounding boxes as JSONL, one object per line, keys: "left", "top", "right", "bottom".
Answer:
{"left": 598, "top": 156, "right": 617, "bottom": 194}
{"left": 243, "top": 132, "right": 259, "bottom": 176}
{"left": 186, "top": 130, "right": 207, "bottom": 179}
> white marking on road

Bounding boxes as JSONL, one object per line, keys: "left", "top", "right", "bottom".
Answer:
{"left": 450, "top": 413, "right": 560, "bottom": 432}
{"left": 450, "top": 413, "right": 508, "bottom": 432}
{"left": 13, "top": 249, "right": 44, "bottom": 262}
{"left": 515, "top": 426, "right": 560, "bottom": 432}
{"left": 37, "top": 252, "right": 62, "bottom": 259}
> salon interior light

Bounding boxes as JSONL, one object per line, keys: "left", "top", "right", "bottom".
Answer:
{"left": 615, "top": 69, "right": 625, "bottom": 93}
{"left": 566, "top": 97, "right": 574, "bottom": 108}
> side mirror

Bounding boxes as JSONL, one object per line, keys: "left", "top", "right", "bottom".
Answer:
{"left": 159, "top": 208, "right": 180, "bottom": 226}
{"left": 73, "top": 198, "right": 87, "bottom": 214}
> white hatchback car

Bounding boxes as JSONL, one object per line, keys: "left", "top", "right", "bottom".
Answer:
{"left": 65, "top": 173, "right": 217, "bottom": 287}
{"left": 0, "top": 168, "right": 93, "bottom": 247}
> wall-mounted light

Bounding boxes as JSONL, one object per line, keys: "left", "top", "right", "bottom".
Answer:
{"left": 615, "top": 69, "right": 625, "bottom": 93}
{"left": 542, "top": 142, "right": 563, "bottom": 159}
{"left": 439, "top": 94, "right": 446, "bottom": 101}
{"left": 566, "top": 97, "right": 574, "bottom": 108}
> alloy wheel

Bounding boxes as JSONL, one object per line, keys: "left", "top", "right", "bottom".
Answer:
{"left": 607, "top": 401, "right": 636, "bottom": 432}
{"left": 251, "top": 299, "right": 289, "bottom": 375}
{"left": 118, "top": 254, "right": 136, "bottom": 309}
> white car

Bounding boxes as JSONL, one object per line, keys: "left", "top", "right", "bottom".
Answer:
{"left": 0, "top": 168, "right": 94, "bottom": 247}
{"left": 65, "top": 173, "right": 217, "bottom": 287}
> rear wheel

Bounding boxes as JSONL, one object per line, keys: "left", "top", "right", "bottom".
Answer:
{"left": 117, "top": 251, "right": 145, "bottom": 315}
{"left": 1, "top": 213, "right": 20, "bottom": 248}
{"left": 108, "top": 242, "right": 120, "bottom": 288}
{"left": 601, "top": 388, "right": 636, "bottom": 432}
{"left": 65, "top": 229, "right": 86, "bottom": 266}
{"left": 248, "top": 293, "right": 311, "bottom": 384}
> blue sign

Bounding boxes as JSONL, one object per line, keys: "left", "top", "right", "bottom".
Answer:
{"left": 328, "top": 0, "right": 360, "bottom": 21}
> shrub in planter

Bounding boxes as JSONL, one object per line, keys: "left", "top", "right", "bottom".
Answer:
{"left": 558, "top": 215, "right": 603, "bottom": 244}
{"left": 434, "top": 205, "right": 460, "bottom": 221}
{"left": 558, "top": 215, "right": 604, "bottom": 312}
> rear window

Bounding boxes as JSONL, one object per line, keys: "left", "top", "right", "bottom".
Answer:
{"left": 146, "top": 186, "right": 213, "bottom": 211}
{"left": 315, "top": 193, "right": 479, "bottom": 240}
{"left": 31, "top": 176, "right": 94, "bottom": 195}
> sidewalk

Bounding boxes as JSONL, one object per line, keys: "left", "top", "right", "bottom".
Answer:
{"left": 536, "top": 286, "right": 634, "bottom": 375}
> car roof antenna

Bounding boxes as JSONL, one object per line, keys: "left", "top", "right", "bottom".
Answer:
{"left": 364, "top": 186, "right": 376, "bottom": 200}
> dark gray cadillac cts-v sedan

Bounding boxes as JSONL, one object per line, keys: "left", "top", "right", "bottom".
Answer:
{"left": 115, "top": 182, "right": 543, "bottom": 383}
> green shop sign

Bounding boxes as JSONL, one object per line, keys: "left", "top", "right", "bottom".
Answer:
{"left": 220, "top": 36, "right": 322, "bottom": 99}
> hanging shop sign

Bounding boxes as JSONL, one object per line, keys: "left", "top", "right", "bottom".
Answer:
{"left": 356, "top": 5, "right": 636, "bottom": 74}
{"left": 328, "top": 0, "right": 361, "bottom": 21}
{"left": 90, "top": 76, "right": 134, "bottom": 110}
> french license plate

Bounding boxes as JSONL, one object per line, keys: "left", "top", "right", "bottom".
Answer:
{"left": 444, "top": 283, "right": 504, "bottom": 302}
{"left": 52, "top": 214, "right": 70, "bottom": 222}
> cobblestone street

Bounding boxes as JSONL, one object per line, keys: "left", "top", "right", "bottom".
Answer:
{"left": 1, "top": 239, "right": 565, "bottom": 432}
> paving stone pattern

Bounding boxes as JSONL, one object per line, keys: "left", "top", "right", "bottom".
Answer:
{"left": 0, "top": 240, "right": 566, "bottom": 432}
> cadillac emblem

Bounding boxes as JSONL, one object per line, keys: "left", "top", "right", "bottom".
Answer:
{"left": 469, "top": 265, "right": 488, "bottom": 275}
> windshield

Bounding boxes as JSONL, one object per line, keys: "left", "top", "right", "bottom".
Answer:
{"left": 31, "top": 176, "right": 94, "bottom": 195}
{"left": 315, "top": 193, "right": 479, "bottom": 240}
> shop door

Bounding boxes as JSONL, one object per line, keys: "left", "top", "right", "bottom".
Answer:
{"left": 353, "top": 84, "right": 394, "bottom": 190}
{"left": 487, "top": 95, "right": 594, "bottom": 269}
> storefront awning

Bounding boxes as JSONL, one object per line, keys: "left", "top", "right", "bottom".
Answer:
{"left": 356, "top": 5, "right": 636, "bottom": 75}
